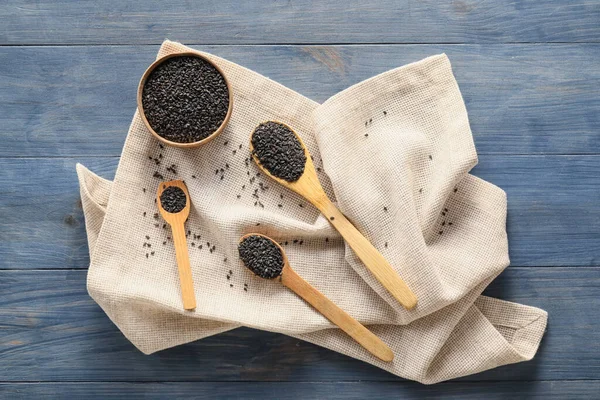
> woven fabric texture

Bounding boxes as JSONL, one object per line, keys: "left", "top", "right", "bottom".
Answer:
{"left": 76, "top": 40, "right": 547, "bottom": 384}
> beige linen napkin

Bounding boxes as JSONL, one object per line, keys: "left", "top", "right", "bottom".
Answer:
{"left": 76, "top": 40, "right": 547, "bottom": 384}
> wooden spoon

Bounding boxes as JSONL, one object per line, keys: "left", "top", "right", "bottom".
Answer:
{"left": 239, "top": 233, "right": 394, "bottom": 362}
{"left": 250, "top": 121, "right": 417, "bottom": 310}
{"left": 157, "top": 180, "right": 196, "bottom": 310}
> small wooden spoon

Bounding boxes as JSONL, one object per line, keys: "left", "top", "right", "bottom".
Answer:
{"left": 250, "top": 121, "right": 417, "bottom": 310}
{"left": 239, "top": 233, "right": 394, "bottom": 362}
{"left": 157, "top": 180, "right": 196, "bottom": 310}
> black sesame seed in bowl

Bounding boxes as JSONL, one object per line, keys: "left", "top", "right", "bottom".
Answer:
{"left": 160, "top": 186, "right": 187, "bottom": 214}
{"left": 137, "top": 52, "right": 233, "bottom": 148}
{"left": 238, "top": 234, "right": 285, "bottom": 279}
{"left": 250, "top": 121, "right": 307, "bottom": 182}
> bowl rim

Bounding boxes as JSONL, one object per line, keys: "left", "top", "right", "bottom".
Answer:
{"left": 136, "top": 51, "right": 233, "bottom": 148}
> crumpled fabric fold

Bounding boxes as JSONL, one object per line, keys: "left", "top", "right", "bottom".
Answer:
{"left": 76, "top": 40, "right": 546, "bottom": 384}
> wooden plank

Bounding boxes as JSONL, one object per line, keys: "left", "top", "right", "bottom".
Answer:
{"left": 0, "top": 0, "right": 598, "bottom": 45}
{"left": 1, "top": 44, "right": 599, "bottom": 157}
{"left": 1, "top": 155, "right": 598, "bottom": 269}
{"left": 1, "top": 381, "right": 599, "bottom": 399}
{"left": 0, "top": 158, "right": 117, "bottom": 269}
{"left": 0, "top": 267, "right": 596, "bottom": 382}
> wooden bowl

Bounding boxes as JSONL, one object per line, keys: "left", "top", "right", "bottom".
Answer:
{"left": 137, "top": 52, "right": 233, "bottom": 148}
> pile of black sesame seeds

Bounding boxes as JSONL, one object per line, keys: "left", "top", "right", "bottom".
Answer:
{"left": 251, "top": 121, "right": 306, "bottom": 182}
{"left": 160, "top": 186, "right": 187, "bottom": 214}
{"left": 142, "top": 55, "right": 229, "bottom": 143}
{"left": 238, "top": 235, "right": 284, "bottom": 279}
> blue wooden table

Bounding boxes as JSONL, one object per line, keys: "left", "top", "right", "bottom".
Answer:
{"left": 1, "top": 1, "right": 599, "bottom": 398}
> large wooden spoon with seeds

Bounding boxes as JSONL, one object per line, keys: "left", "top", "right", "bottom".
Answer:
{"left": 250, "top": 121, "right": 417, "bottom": 310}
{"left": 239, "top": 233, "right": 394, "bottom": 362}
{"left": 157, "top": 180, "right": 196, "bottom": 310}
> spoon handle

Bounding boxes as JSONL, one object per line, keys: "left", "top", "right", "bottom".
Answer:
{"left": 316, "top": 199, "right": 417, "bottom": 310}
{"left": 281, "top": 266, "right": 394, "bottom": 362}
{"left": 171, "top": 222, "right": 197, "bottom": 310}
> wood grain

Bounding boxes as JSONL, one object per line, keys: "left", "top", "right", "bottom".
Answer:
{"left": 1, "top": 155, "right": 598, "bottom": 270}
{"left": 1, "top": 0, "right": 598, "bottom": 396}
{"left": 0, "top": 267, "right": 596, "bottom": 382}
{"left": 157, "top": 180, "right": 196, "bottom": 310}
{"left": 0, "top": 0, "right": 598, "bottom": 45}
{"left": 0, "top": 44, "right": 599, "bottom": 157}
{"left": 1, "top": 381, "right": 599, "bottom": 399}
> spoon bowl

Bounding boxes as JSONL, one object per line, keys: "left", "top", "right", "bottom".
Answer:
{"left": 239, "top": 233, "right": 394, "bottom": 362}
{"left": 249, "top": 122, "right": 418, "bottom": 310}
{"left": 157, "top": 180, "right": 196, "bottom": 310}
